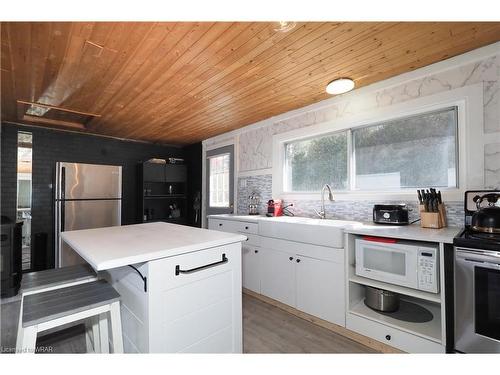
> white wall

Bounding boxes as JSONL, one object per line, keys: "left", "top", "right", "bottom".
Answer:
{"left": 202, "top": 42, "right": 500, "bottom": 222}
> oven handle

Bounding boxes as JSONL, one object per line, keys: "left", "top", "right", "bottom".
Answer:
{"left": 456, "top": 249, "right": 500, "bottom": 269}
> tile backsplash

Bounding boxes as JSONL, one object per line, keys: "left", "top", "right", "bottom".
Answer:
{"left": 237, "top": 174, "right": 465, "bottom": 227}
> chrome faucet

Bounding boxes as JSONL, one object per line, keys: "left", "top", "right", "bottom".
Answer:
{"left": 314, "top": 184, "right": 335, "bottom": 219}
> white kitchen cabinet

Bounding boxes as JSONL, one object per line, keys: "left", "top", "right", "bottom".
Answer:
{"left": 208, "top": 215, "right": 346, "bottom": 328}
{"left": 260, "top": 247, "right": 296, "bottom": 307}
{"left": 242, "top": 244, "right": 261, "bottom": 293}
{"left": 295, "top": 255, "right": 345, "bottom": 326}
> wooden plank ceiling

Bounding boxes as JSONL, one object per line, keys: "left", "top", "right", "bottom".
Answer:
{"left": 1, "top": 22, "right": 500, "bottom": 145}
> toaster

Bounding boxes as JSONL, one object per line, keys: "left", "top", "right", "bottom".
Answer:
{"left": 373, "top": 204, "right": 409, "bottom": 225}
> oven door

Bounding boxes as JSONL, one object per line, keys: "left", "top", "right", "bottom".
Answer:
{"left": 355, "top": 239, "right": 417, "bottom": 289}
{"left": 455, "top": 248, "right": 500, "bottom": 353}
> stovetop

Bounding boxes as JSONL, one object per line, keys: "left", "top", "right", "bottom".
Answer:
{"left": 454, "top": 228, "right": 500, "bottom": 251}
{"left": 453, "top": 190, "right": 500, "bottom": 251}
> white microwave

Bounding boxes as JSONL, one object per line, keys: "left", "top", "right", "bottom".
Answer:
{"left": 355, "top": 238, "right": 439, "bottom": 293}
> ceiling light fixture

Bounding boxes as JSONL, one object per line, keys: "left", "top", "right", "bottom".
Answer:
{"left": 274, "top": 21, "right": 297, "bottom": 33}
{"left": 326, "top": 78, "right": 355, "bottom": 95}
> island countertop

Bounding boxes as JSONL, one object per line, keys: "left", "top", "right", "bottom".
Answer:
{"left": 61, "top": 222, "right": 247, "bottom": 271}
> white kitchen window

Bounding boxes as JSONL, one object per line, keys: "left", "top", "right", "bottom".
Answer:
{"left": 273, "top": 84, "right": 482, "bottom": 201}
{"left": 282, "top": 107, "right": 458, "bottom": 193}
{"left": 209, "top": 153, "right": 230, "bottom": 207}
{"left": 352, "top": 107, "right": 458, "bottom": 190}
{"left": 284, "top": 131, "right": 348, "bottom": 192}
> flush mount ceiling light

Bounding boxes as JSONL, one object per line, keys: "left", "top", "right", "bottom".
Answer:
{"left": 274, "top": 21, "right": 297, "bottom": 33}
{"left": 326, "top": 78, "right": 355, "bottom": 95}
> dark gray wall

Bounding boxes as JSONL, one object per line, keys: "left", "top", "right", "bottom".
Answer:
{"left": 1, "top": 123, "right": 184, "bottom": 269}
{"left": 185, "top": 142, "right": 202, "bottom": 227}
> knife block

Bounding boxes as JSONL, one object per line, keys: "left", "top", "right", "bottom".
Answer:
{"left": 419, "top": 204, "right": 447, "bottom": 229}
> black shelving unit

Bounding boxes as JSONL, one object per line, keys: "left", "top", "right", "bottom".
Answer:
{"left": 138, "top": 161, "right": 188, "bottom": 225}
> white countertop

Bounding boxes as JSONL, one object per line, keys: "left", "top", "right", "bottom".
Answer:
{"left": 208, "top": 214, "right": 461, "bottom": 244}
{"left": 342, "top": 222, "right": 462, "bottom": 244}
{"left": 61, "top": 222, "right": 247, "bottom": 271}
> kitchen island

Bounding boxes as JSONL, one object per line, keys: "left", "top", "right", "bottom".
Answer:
{"left": 61, "top": 222, "right": 247, "bottom": 353}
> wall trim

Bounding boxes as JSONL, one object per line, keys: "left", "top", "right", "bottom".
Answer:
{"left": 238, "top": 168, "right": 273, "bottom": 177}
{"left": 1, "top": 120, "right": 183, "bottom": 148}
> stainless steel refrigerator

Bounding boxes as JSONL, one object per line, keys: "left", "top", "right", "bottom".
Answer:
{"left": 55, "top": 162, "right": 122, "bottom": 267}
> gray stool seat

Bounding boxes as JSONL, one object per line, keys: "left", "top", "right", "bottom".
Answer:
{"left": 17, "top": 279, "right": 123, "bottom": 353}
{"left": 22, "top": 280, "right": 120, "bottom": 328}
{"left": 21, "top": 264, "right": 97, "bottom": 294}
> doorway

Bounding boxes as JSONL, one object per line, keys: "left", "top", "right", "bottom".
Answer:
{"left": 206, "top": 145, "right": 235, "bottom": 218}
{"left": 16, "top": 131, "right": 33, "bottom": 271}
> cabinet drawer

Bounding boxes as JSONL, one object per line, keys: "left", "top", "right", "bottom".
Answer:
{"left": 346, "top": 313, "right": 444, "bottom": 353}
{"left": 236, "top": 222, "right": 258, "bottom": 235}
{"left": 208, "top": 219, "right": 239, "bottom": 233}
{"left": 261, "top": 236, "right": 343, "bottom": 263}
{"left": 242, "top": 233, "right": 260, "bottom": 247}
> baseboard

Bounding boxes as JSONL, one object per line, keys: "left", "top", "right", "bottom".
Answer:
{"left": 243, "top": 288, "right": 403, "bottom": 354}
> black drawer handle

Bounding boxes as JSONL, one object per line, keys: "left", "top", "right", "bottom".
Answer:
{"left": 219, "top": 223, "right": 223, "bottom": 226}
{"left": 245, "top": 226, "right": 249, "bottom": 230}
{"left": 296, "top": 258, "right": 301, "bottom": 263}
{"left": 289, "top": 256, "right": 294, "bottom": 261}
{"left": 254, "top": 250, "right": 259, "bottom": 254}
{"left": 175, "top": 254, "right": 228, "bottom": 276}
{"left": 385, "top": 335, "right": 391, "bottom": 341}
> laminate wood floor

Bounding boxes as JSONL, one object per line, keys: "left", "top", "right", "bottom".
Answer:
{"left": 1, "top": 293, "right": 375, "bottom": 354}
{"left": 243, "top": 294, "right": 376, "bottom": 353}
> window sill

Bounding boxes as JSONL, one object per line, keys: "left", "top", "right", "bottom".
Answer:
{"left": 279, "top": 189, "right": 465, "bottom": 202}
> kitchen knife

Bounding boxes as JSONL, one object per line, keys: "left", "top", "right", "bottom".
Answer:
{"left": 417, "top": 190, "right": 423, "bottom": 204}
{"left": 437, "top": 191, "right": 442, "bottom": 204}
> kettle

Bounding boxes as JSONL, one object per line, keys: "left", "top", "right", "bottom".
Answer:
{"left": 248, "top": 192, "right": 260, "bottom": 215}
{"left": 471, "top": 193, "right": 500, "bottom": 233}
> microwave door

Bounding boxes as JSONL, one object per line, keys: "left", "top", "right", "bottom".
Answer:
{"left": 356, "top": 241, "right": 417, "bottom": 288}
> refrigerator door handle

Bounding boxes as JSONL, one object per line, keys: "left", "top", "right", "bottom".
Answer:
{"left": 61, "top": 166, "right": 66, "bottom": 232}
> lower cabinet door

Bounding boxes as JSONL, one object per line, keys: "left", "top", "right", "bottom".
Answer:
{"left": 260, "top": 247, "right": 295, "bottom": 307}
{"left": 295, "top": 255, "right": 345, "bottom": 326}
{"left": 242, "top": 245, "right": 261, "bottom": 293}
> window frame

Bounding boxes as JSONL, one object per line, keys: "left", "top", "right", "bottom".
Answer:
{"left": 208, "top": 152, "right": 231, "bottom": 208}
{"left": 272, "top": 84, "right": 484, "bottom": 202}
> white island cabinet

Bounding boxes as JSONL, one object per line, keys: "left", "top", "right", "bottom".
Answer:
{"left": 61, "top": 222, "right": 246, "bottom": 353}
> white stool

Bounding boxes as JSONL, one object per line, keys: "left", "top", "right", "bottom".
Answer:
{"left": 16, "top": 265, "right": 100, "bottom": 352}
{"left": 16, "top": 279, "right": 123, "bottom": 354}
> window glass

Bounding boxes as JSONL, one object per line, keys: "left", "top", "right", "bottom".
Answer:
{"left": 353, "top": 108, "right": 457, "bottom": 190}
{"left": 209, "top": 153, "right": 230, "bottom": 207}
{"left": 284, "top": 131, "right": 348, "bottom": 192}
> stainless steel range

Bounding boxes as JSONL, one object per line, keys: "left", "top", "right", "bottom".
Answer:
{"left": 453, "top": 190, "right": 500, "bottom": 353}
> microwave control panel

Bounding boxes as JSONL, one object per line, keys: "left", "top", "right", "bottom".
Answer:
{"left": 417, "top": 247, "right": 439, "bottom": 293}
